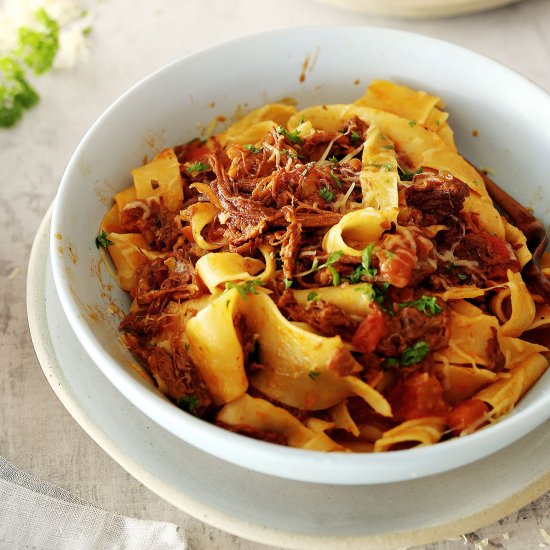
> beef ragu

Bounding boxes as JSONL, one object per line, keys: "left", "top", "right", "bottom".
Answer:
{"left": 98, "top": 80, "right": 549, "bottom": 453}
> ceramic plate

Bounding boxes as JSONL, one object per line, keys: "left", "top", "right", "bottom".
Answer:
{"left": 28, "top": 205, "right": 550, "bottom": 549}
{"left": 313, "top": 0, "right": 523, "bottom": 18}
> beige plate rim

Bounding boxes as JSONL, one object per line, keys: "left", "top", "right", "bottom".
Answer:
{"left": 27, "top": 204, "right": 550, "bottom": 550}
{"left": 313, "top": 0, "right": 523, "bottom": 18}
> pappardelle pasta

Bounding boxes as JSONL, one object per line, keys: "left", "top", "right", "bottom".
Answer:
{"left": 98, "top": 79, "right": 550, "bottom": 452}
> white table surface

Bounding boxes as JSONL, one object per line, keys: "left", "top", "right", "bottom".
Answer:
{"left": 1, "top": 0, "right": 550, "bottom": 548}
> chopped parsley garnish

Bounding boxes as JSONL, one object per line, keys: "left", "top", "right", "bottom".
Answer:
{"left": 307, "top": 290, "right": 319, "bottom": 302}
{"left": 408, "top": 120, "right": 417, "bottom": 127}
{"left": 398, "top": 295, "right": 443, "bottom": 317}
{"left": 457, "top": 272, "right": 468, "bottom": 281}
{"left": 95, "top": 230, "right": 113, "bottom": 250}
{"left": 350, "top": 130, "right": 361, "bottom": 142}
{"left": 225, "top": 278, "right": 264, "bottom": 300}
{"left": 177, "top": 394, "right": 199, "bottom": 415}
{"left": 318, "top": 250, "right": 343, "bottom": 286}
{"left": 328, "top": 155, "right": 339, "bottom": 164}
{"left": 330, "top": 168, "right": 343, "bottom": 187}
{"left": 399, "top": 167, "right": 423, "bottom": 181}
{"left": 382, "top": 163, "right": 393, "bottom": 172}
{"left": 321, "top": 251, "right": 344, "bottom": 266}
{"left": 187, "top": 161, "right": 210, "bottom": 173}
{"left": 243, "top": 144, "right": 262, "bottom": 153}
{"left": 361, "top": 244, "right": 377, "bottom": 277}
{"left": 319, "top": 185, "right": 335, "bottom": 202}
{"left": 382, "top": 144, "right": 395, "bottom": 150}
{"left": 355, "top": 281, "right": 391, "bottom": 312}
{"left": 276, "top": 125, "right": 303, "bottom": 145}
{"left": 387, "top": 341, "right": 430, "bottom": 367}
{"left": 283, "top": 277, "right": 293, "bottom": 289}
{"left": 308, "top": 370, "right": 321, "bottom": 381}
{"left": 348, "top": 244, "right": 377, "bottom": 283}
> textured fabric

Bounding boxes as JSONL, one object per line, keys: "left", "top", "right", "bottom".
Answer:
{"left": 0, "top": 457, "right": 187, "bottom": 550}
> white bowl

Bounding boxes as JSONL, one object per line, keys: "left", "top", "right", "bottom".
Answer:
{"left": 51, "top": 26, "right": 550, "bottom": 485}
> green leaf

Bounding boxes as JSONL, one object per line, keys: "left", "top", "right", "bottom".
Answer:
{"left": 283, "top": 277, "right": 293, "bottom": 289}
{"left": 319, "top": 185, "right": 335, "bottom": 202}
{"left": 306, "top": 290, "right": 319, "bottom": 302}
{"left": 308, "top": 370, "right": 321, "bottom": 381}
{"left": 244, "top": 144, "right": 262, "bottom": 153}
{"left": 330, "top": 167, "right": 343, "bottom": 187}
{"left": 95, "top": 230, "right": 113, "bottom": 250}
{"left": 225, "top": 278, "right": 264, "bottom": 300}
{"left": 408, "top": 120, "right": 417, "bottom": 127}
{"left": 387, "top": 341, "right": 430, "bottom": 367}
{"left": 398, "top": 295, "right": 442, "bottom": 317}
{"left": 177, "top": 394, "right": 199, "bottom": 415}
{"left": 350, "top": 130, "right": 361, "bottom": 142}
{"left": 276, "top": 125, "right": 303, "bottom": 145}
{"left": 399, "top": 166, "right": 423, "bottom": 181}
{"left": 361, "top": 243, "right": 377, "bottom": 278}
{"left": 187, "top": 161, "right": 210, "bottom": 173}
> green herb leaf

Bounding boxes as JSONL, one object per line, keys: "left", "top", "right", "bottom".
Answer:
{"left": 319, "top": 185, "right": 335, "bottom": 202}
{"left": 328, "top": 155, "right": 339, "bottom": 164}
{"left": 351, "top": 130, "right": 361, "bottom": 142}
{"left": 225, "top": 278, "right": 264, "bottom": 300}
{"left": 398, "top": 295, "right": 443, "bottom": 317}
{"left": 95, "top": 230, "right": 113, "bottom": 250}
{"left": 330, "top": 167, "right": 343, "bottom": 187}
{"left": 399, "top": 166, "right": 423, "bottom": 181}
{"left": 307, "top": 290, "right": 319, "bottom": 302}
{"left": 387, "top": 341, "right": 430, "bottom": 367}
{"left": 408, "top": 120, "right": 417, "bottom": 127}
{"left": 187, "top": 161, "right": 210, "bottom": 173}
{"left": 308, "top": 370, "right": 321, "bottom": 381}
{"left": 276, "top": 125, "right": 303, "bottom": 145}
{"left": 328, "top": 265, "right": 340, "bottom": 286}
{"left": 322, "top": 251, "right": 344, "bottom": 266}
{"left": 244, "top": 144, "right": 262, "bottom": 153}
{"left": 361, "top": 243, "right": 377, "bottom": 278}
{"left": 457, "top": 272, "right": 468, "bottom": 281}
{"left": 283, "top": 277, "right": 293, "bottom": 289}
{"left": 381, "top": 144, "right": 395, "bottom": 150}
{"left": 177, "top": 394, "right": 199, "bottom": 415}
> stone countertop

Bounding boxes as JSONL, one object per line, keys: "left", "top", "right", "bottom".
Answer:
{"left": 1, "top": 1, "right": 549, "bottom": 548}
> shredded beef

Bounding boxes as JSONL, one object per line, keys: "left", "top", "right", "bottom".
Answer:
{"left": 402, "top": 169, "right": 469, "bottom": 225}
{"left": 279, "top": 293, "right": 358, "bottom": 338}
{"left": 453, "top": 231, "right": 520, "bottom": 281}
{"left": 124, "top": 334, "right": 211, "bottom": 414}
{"left": 133, "top": 251, "right": 198, "bottom": 309}
{"left": 120, "top": 199, "right": 182, "bottom": 251}
{"left": 376, "top": 304, "right": 450, "bottom": 357}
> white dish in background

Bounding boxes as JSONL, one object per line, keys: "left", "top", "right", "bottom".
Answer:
{"left": 29, "top": 206, "right": 550, "bottom": 549}
{"left": 50, "top": 26, "right": 550, "bottom": 485}
{"left": 313, "top": 0, "right": 523, "bottom": 19}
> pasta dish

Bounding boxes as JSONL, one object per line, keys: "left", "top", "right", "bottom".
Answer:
{"left": 97, "top": 80, "right": 550, "bottom": 452}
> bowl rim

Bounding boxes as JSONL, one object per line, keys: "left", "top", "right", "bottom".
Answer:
{"left": 50, "top": 24, "right": 550, "bottom": 485}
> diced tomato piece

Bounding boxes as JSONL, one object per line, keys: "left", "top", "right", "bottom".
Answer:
{"left": 352, "top": 307, "right": 387, "bottom": 353}
{"left": 379, "top": 247, "right": 416, "bottom": 288}
{"left": 388, "top": 373, "right": 449, "bottom": 421}
{"left": 447, "top": 399, "right": 490, "bottom": 436}
{"left": 482, "top": 232, "right": 515, "bottom": 261}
